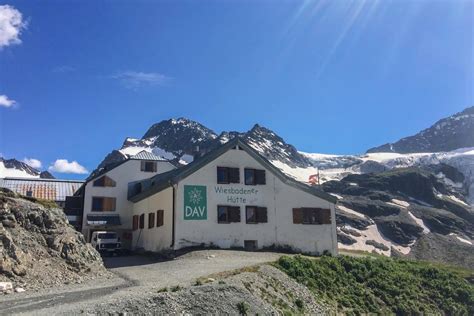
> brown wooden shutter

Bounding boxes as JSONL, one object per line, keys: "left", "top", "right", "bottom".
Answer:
{"left": 132, "top": 215, "right": 139, "bottom": 231}
{"left": 321, "top": 208, "right": 331, "bottom": 224}
{"left": 256, "top": 170, "right": 266, "bottom": 184}
{"left": 293, "top": 208, "right": 303, "bottom": 224}
{"left": 148, "top": 213, "right": 155, "bottom": 229}
{"left": 103, "top": 198, "right": 116, "bottom": 211}
{"left": 157, "top": 210, "right": 164, "bottom": 227}
{"left": 229, "top": 207, "right": 241, "bottom": 223}
{"left": 257, "top": 207, "right": 267, "bottom": 223}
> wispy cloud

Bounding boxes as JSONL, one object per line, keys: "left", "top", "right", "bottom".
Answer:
{"left": 52, "top": 65, "right": 76, "bottom": 73}
{"left": 111, "top": 71, "right": 171, "bottom": 89}
{"left": 0, "top": 94, "right": 16, "bottom": 108}
{"left": 49, "top": 159, "right": 88, "bottom": 174}
{"left": 22, "top": 158, "right": 42, "bottom": 169}
{"left": 0, "top": 5, "right": 27, "bottom": 49}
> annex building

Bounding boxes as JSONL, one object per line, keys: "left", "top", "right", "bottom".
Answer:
{"left": 80, "top": 151, "right": 176, "bottom": 248}
{"left": 127, "top": 138, "right": 338, "bottom": 255}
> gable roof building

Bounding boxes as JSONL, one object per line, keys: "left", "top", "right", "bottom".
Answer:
{"left": 127, "top": 137, "right": 338, "bottom": 255}
{"left": 80, "top": 150, "right": 177, "bottom": 244}
{"left": 0, "top": 177, "right": 84, "bottom": 207}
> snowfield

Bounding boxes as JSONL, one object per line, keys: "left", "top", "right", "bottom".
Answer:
{"left": 294, "top": 148, "right": 474, "bottom": 204}
{"left": 0, "top": 161, "right": 40, "bottom": 178}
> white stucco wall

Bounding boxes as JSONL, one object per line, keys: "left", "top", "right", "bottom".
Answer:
{"left": 82, "top": 159, "right": 175, "bottom": 243}
{"left": 134, "top": 147, "right": 337, "bottom": 255}
{"left": 132, "top": 187, "right": 174, "bottom": 252}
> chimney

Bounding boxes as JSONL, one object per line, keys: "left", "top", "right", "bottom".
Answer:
{"left": 193, "top": 145, "right": 201, "bottom": 161}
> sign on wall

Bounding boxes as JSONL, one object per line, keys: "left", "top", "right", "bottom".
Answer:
{"left": 184, "top": 185, "right": 207, "bottom": 220}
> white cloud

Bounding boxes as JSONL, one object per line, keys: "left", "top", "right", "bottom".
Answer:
{"left": 22, "top": 158, "right": 42, "bottom": 169}
{"left": 111, "top": 71, "right": 170, "bottom": 89}
{"left": 0, "top": 94, "right": 16, "bottom": 108}
{"left": 0, "top": 5, "right": 27, "bottom": 49}
{"left": 49, "top": 159, "right": 88, "bottom": 174}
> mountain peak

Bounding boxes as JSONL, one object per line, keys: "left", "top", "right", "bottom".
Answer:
{"left": 367, "top": 106, "right": 474, "bottom": 154}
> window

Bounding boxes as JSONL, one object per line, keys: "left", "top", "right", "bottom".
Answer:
{"left": 246, "top": 206, "right": 268, "bottom": 224}
{"left": 217, "top": 205, "right": 241, "bottom": 223}
{"left": 93, "top": 175, "right": 116, "bottom": 187}
{"left": 132, "top": 215, "right": 139, "bottom": 231}
{"left": 292, "top": 208, "right": 331, "bottom": 225}
{"left": 141, "top": 161, "right": 157, "bottom": 172}
{"left": 217, "top": 167, "right": 240, "bottom": 184}
{"left": 91, "top": 197, "right": 116, "bottom": 212}
{"left": 244, "top": 168, "right": 266, "bottom": 185}
{"left": 134, "top": 182, "right": 142, "bottom": 195}
{"left": 26, "top": 190, "right": 33, "bottom": 197}
{"left": 157, "top": 210, "right": 164, "bottom": 227}
{"left": 148, "top": 213, "right": 155, "bottom": 229}
{"left": 139, "top": 214, "right": 145, "bottom": 229}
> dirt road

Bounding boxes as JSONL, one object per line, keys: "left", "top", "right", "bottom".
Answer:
{"left": 0, "top": 250, "right": 283, "bottom": 315}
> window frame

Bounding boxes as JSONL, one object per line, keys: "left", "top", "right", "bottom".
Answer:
{"left": 93, "top": 175, "right": 116, "bottom": 187}
{"left": 217, "top": 167, "right": 240, "bottom": 184}
{"left": 139, "top": 214, "right": 145, "bottom": 229}
{"left": 217, "top": 205, "right": 241, "bottom": 224}
{"left": 244, "top": 168, "right": 266, "bottom": 185}
{"left": 141, "top": 161, "right": 157, "bottom": 172}
{"left": 245, "top": 206, "right": 268, "bottom": 224}
{"left": 292, "top": 208, "right": 331, "bottom": 225}
{"left": 91, "top": 196, "right": 116, "bottom": 212}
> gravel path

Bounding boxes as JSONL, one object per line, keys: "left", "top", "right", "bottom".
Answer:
{"left": 0, "top": 249, "right": 283, "bottom": 315}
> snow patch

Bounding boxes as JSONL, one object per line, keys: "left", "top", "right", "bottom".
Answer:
{"left": 337, "top": 205, "right": 366, "bottom": 219}
{"left": 329, "top": 193, "right": 343, "bottom": 200}
{"left": 407, "top": 211, "right": 430, "bottom": 234}
{"left": 338, "top": 224, "right": 411, "bottom": 256}
{"left": 449, "top": 233, "right": 473, "bottom": 245}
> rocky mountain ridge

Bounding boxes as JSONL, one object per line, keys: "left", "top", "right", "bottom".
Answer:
{"left": 0, "top": 158, "right": 55, "bottom": 179}
{"left": 367, "top": 106, "right": 474, "bottom": 154}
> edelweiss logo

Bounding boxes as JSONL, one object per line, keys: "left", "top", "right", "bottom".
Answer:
{"left": 188, "top": 188, "right": 202, "bottom": 205}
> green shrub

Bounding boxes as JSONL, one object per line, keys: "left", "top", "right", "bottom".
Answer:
{"left": 275, "top": 255, "right": 474, "bottom": 315}
{"left": 294, "top": 298, "right": 304, "bottom": 310}
{"left": 236, "top": 301, "right": 250, "bottom": 315}
{"left": 170, "top": 285, "right": 182, "bottom": 292}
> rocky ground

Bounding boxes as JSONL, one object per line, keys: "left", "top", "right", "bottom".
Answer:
{"left": 406, "top": 233, "right": 474, "bottom": 270}
{"left": 0, "top": 189, "right": 109, "bottom": 292}
{"left": 0, "top": 250, "right": 290, "bottom": 315}
{"left": 83, "top": 264, "right": 327, "bottom": 315}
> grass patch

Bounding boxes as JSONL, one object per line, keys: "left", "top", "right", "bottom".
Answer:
{"left": 21, "top": 195, "right": 59, "bottom": 209}
{"left": 275, "top": 255, "right": 474, "bottom": 315}
{"left": 197, "top": 264, "right": 261, "bottom": 284}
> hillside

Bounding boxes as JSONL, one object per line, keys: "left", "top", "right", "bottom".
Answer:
{"left": 276, "top": 255, "right": 474, "bottom": 315}
{"left": 0, "top": 189, "right": 108, "bottom": 290}
{"left": 321, "top": 168, "right": 473, "bottom": 266}
{"left": 367, "top": 106, "right": 474, "bottom": 154}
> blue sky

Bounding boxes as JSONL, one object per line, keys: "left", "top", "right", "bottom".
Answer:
{"left": 1, "top": 0, "right": 473, "bottom": 179}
